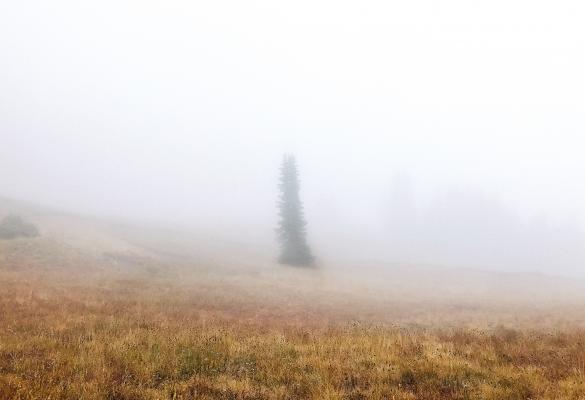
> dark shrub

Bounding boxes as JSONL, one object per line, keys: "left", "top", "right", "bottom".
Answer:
{"left": 0, "top": 215, "right": 39, "bottom": 239}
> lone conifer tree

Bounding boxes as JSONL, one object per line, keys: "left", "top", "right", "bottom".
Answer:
{"left": 276, "top": 155, "right": 315, "bottom": 266}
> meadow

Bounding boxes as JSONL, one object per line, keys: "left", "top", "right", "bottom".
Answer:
{"left": 1, "top": 226, "right": 585, "bottom": 400}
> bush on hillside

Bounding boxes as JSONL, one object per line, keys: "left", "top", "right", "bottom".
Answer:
{"left": 0, "top": 215, "right": 39, "bottom": 239}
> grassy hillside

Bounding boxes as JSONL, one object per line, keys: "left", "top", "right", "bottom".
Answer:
{"left": 1, "top": 202, "right": 585, "bottom": 399}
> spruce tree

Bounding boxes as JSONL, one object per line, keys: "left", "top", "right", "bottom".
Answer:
{"left": 276, "top": 155, "right": 315, "bottom": 266}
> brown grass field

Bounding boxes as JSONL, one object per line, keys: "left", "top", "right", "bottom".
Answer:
{"left": 1, "top": 211, "right": 585, "bottom": 399}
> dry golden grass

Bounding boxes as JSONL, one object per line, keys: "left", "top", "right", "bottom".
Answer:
{"left": 2, "top": 232, "right": 585, "bottom": 399}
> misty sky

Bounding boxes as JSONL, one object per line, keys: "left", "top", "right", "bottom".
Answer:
{"left": 1, "top": 1, "right": 585, "bottom": 273}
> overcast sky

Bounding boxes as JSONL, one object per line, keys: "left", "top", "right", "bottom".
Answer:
{"left": 1, "top": 1, "right": 585, "bottom": 272}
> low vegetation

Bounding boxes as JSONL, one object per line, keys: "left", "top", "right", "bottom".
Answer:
{"left": 1, "top": 218, "right": 585, "bottom": 400}
{"left": 0, "top": 215, "right": 39, "bottom": 240}
{"left": 1, "top": 266, "right": 585, "bottom": 400}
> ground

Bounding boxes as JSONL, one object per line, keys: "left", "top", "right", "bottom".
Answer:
{"left": 1, "top": 206, "right": 585, "bottom": 399}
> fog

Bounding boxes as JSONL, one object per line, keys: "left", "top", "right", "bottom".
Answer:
{"left": 1, "top": 1, "right": 585, "bottom": 276}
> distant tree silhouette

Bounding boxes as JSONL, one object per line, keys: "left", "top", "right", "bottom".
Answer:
{"left": 276, "top": 155, "right": 315, "bottom": 266}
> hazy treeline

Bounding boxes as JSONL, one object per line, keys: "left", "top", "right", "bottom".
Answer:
{"left": 304, "top": 173, "right": 585, "bottom": 277}
{"left": 384, "top": 180, "right": 585, "bottom": 275}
